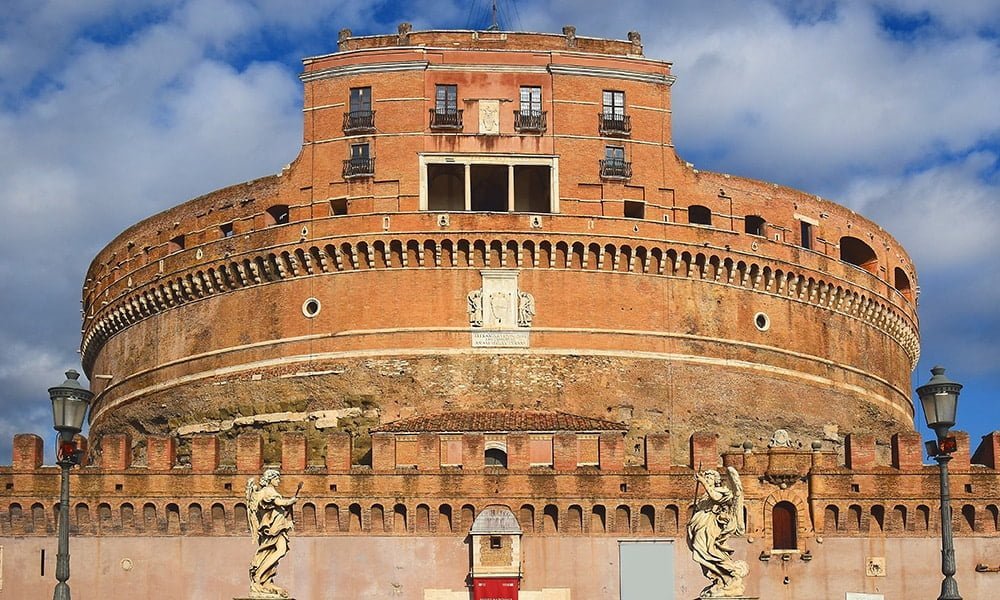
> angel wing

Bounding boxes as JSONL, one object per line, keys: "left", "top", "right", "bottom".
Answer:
{"left": 725, "top": 466, "right": 746, "bottom": 536}
{"left": 245, "top": 478, "right": 261, "bottom": 541}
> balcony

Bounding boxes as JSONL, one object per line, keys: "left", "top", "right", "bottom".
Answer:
{"left": 429, "top": 109, "right": 463, "bottom": 130}
{"left": 343, "top": 157, "right": 375, "bottom": 179}
{"left": 514, "top": 110, "right": 547, "bottom": 133}
{"left": 599, "top": 113, "right": 631, "bottom": 137}
{"left": 600, "top": 159, "right": 632, "bottom": 180}
{"left": 342, "top": 110, "right": 376, "bottom": 134}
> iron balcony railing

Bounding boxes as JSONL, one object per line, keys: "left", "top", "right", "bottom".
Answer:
{"left": 343, "top": 157, "right": 375, "bottom": 179}
{"left": 599, "top": 113, "right": 631, "bottom": 136}
{"left": 514, "top": 110, "right": 547, "bottom": 132}
{"left": 429, "top": 109, "right": 463, "bottom": 130}
{"left": 342, "top": 110, "right": 376, "bottom": 133}
{"left": 600, "top": 159, "right": 632, "bottom": 179}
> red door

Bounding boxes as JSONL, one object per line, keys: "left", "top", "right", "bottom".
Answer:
{"left": 472, "top": 577, "right": 519, "bottom": 600}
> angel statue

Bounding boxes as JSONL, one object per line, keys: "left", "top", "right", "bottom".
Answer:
{"left": 686, "top": 466, "right": 749, "bottom": 598}
{"left": 245, "top": 469, "right": 303, "bottom": 598}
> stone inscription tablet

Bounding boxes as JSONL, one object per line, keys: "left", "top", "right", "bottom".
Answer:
{"left": 472, "top": 330, "right": 529, "bottom": 348}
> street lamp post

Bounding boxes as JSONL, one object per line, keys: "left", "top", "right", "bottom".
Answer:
{"left": 917, "top": 366, "right": 963, "bottom": 600}
{"left": 48, "top": 370, "right": 93, "bottom": 600}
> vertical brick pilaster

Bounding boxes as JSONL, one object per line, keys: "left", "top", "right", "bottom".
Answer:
{"left": 12, "top": 434, "right": 43, "bottom": 470}
{"left": 236, "top": 433, "right": 263, "bottom": 473}
{"left": 147, "top": 436, "right": 176, "bottom": 471}
{"left": 553, "top": 433, "right": 577, "bottom": 471}
{"left": 372, "top": 433, "right": 395, "bottom": 472}
{"left": 418, "top": 433, "right": 438, "bottom": 471}
{"left": 101, "top": 433, "right": 132, "bottom": 470}
{"left": 599, "top": 432, "right": 624, "bottom": 470}
{"left": 190, "top": 435, "right": 219, "bottom": 473}
{"left": 845, "top": 434, "right": 875, "bottom": 470}
{"left": 644, "top": 433, "right": 671, "bottom": 472}
{"left": 281, "top": 432, "right": 307, "bottom": 471}
{"left": 326, "top": 432, "right": 352, "bottom": 471}
{"left": 951, "top": 431, "right": 971, "bottom": 471}
{"left": 463, "top": 433, "right": 485, "bottom": 472}
{"left": 689, "top": 432, "right": 719, "bottom": 469}
{"left": 891, "top": 432, "right": 924, "bottom": 470}
{"left": 507, "top": 433, "right": 529, "bottom": 470}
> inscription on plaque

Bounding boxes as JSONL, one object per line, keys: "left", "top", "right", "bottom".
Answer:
{"left": 472, "top": 330, "right": 530, "bottom": 348}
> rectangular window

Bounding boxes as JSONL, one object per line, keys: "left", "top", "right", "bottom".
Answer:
{"left": 349, "top": 86, "right": 371, "bottom": 112}
{"left": 520, "top": 86, "right": 542, "bottom": 114}
{"left": 220, "top": 223, "right": 234, "bottom": 238}
{"left": 351, "top": 143, "right": 370, "bottom": 159}
{"left": 605, "top": 146, "right": 625, "bottom": 162}
{"left": 602, "top": 90, "right": 625, "bottom": 118}
{"left": 800, "top": 221, "right": 813, "bottom": 250}
{"left": 435, "top": 84, "right": 458, "bottom": 114}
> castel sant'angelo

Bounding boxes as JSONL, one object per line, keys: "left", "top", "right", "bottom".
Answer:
{"left": 2, "top": 25, "right": 999, "bottom": 600}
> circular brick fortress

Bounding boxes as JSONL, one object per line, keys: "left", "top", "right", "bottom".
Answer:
{"left": 80, "top": 29, "right": 918, "bottom": 460}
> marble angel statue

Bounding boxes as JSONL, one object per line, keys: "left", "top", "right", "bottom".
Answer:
{"left": 246, "top": 469, "right": 303, "bottom": 598}
{"left": 686, "top": 466, "right": 749, "bottom": 597}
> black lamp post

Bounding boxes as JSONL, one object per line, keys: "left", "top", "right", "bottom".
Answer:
{"left": 917, "top": 366, "right": 963, "bottom": 600}
{"left": 48, "top": 369, "right": 93, "bottom": 600}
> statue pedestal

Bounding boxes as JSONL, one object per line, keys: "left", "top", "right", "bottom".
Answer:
{"left": 234, "top": 597, "right": 296, "bottom": 600}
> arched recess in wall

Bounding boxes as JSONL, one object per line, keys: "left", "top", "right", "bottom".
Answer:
{"left": 688, "top": 205, "right": 712, "bottom": 226}
{"left": 265, "top": 204, "right": 290, "bottom": 226}
{"left": 840, "top": 236, "right": 878, "bottom": 274}
{"left": 894, "top": 267, "right": 913, "bottom": 301}
{"left": 772, "top": 502, "right": 797, "bottom": 550}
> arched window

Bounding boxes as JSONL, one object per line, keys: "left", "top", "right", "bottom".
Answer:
{"left": 265, "top": 204, "right": 290, "bottom": 226}
{"left": 485, "top": 447, "right": 508, "bottom": 468}
{"left": 894, "top": 267, "right": 913, "bottom": 301}
{"left": 962, "top": 505, "right": 976, "bottom": 532}
{"left": 871, "top": 505, "right": 885, "bottom": 532}
{"left": 688, "top": 205, "right": 712, "bottom": 226}
{"left": 839, "top": 236, "right": 878, "bottom": 274}
{"left": 745, "top": 215, "right": 766, "bottom": 236}
{"left": 772, "top": 501, "right": 797, "bottom": 550}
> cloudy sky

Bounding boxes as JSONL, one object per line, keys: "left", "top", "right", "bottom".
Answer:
{"left": 1, "top": 0, "right": 997, "bottom": 461}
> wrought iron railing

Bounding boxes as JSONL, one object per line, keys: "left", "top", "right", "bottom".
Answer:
{"left": 429, "top": 109, "right": 463, "bottom": 130}
{"left": 599, "top": 159, "right": 632, "bottom": 179}
{"left": 514, "top": 110, "right": 547, "bottom": 132}
{"left": 343, "top": 157, "right": 375, "bottom": 178}
{"left": 599, "top": 113, "right": 631, "bottom": 136}
{"left": 342, "top": 110, "right": 376, "bottom": 133}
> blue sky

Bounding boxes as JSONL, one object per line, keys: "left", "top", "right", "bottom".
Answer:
{"left": 0, "top": 0, "right": 997, "bottom": 461}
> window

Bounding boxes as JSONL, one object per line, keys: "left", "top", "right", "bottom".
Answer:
{"left": 430, "top": 84, "right": 462, "bottom": 129}
{"left": 343, "top": 143, "right": 374, "bottom": 178}
{"left": 168, "top": 235, "right": 185, "bottom": 253}
{"left": 516, "top": 86, "right": 546, "bottom": 131}
{"left": 220, "top": 223, "right": 234, "bottom": 238}
{"left": 344, "top": 86, "right": 374, "bottom": 132}
{"left": 772, "top": 501, "right": 797, "bottom": 550}
{"left": 489, "top": 536, "right": 502, "bottom": 549}
{"left": 839, "top": 236, "right": 878, "bottom": 274}
{"left": 745, "top": 215, "right": 765, "bottom": 236}
{"left": 265, "top": 204, "right": 289, "bottom": 226}
{"left": 624, "top": 201, "right": 645, "bottom": 219}
{"left": 688, "top": 205, "right": 712, "bottom": 226}
{"left": 350, "top": 86, "right": 371, "bottom": 113}
{"left": 600, "top": 90, "right": 630, "bottom": 135}
{"left": 603, "top": 90, "right": 625, "bottom": 118}
{"left": 800, "top": 221, "right": 813, "bottom": 250}
{"left": 485, "top": 447, "right": 508, "bottom": 468}
{"left": 601, "top": 146, "right": 631, "bottom": 179}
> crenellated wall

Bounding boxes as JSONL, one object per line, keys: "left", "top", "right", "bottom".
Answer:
{"left": 4, "top": 430, "right": 999, "bottom": 543}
